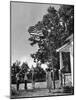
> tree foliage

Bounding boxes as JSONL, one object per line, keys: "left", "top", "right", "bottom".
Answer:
{"left": 28, "top": 5, "right": 74, "bottom": 68}
{"left": 11, "top": 61, "right": 29, "bottom": 83}
{"left": 28, "top": 63, "right": 46, "bottom": 81}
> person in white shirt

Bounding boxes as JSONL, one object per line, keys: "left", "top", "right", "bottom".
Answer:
{"left": 31, "top": 66, "right": 35, "bottom": 89}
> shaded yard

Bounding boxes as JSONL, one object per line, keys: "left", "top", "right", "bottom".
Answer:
{"left": 11, "top": 81, "right": 73, "bottom": 98}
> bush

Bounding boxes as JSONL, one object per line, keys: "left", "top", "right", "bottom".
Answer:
{"left": 11, "top": 87, "right": 18, "bottom": 96}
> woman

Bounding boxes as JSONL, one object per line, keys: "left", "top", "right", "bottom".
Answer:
{"left": 46, "top": 68, "right": 52, "bottom": 92}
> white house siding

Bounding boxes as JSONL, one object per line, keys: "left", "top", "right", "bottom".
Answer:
{"left": 56, "top": 38, "right": 74, "bottom": 87}
{"left": 70, "top": 41, "right": 73, "bottom": 86}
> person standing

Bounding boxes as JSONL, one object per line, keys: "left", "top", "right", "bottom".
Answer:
{"left": 31, "top": 65, "right": 35, "bottom": 89}
{"left": 46, "top": 68, "right": 52, "bottom": 92}
{"left": 24, "top": 72, "right": 28, "bottom": 90}
{"left": 16, "top": 73, "right": 20, "bottom": 91}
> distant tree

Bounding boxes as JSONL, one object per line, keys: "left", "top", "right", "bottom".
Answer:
{"left": 33, "top": 63, "right": 46, "bottom": 81}
{"left": 21, "top": 62, "right": 29, "bottom": 73}
{"left": 11, "top": 61, "right": 21, "bottom": 75}
{"left": 27, "top": 63, "right": 46, "bottom": 82}
{"left": 19, "top": 62, "right": 29, "bottom": 80}
{"left": 11, "top": 61, "right": 30, "bottom": 83}
{"left": 11, "top": 61, "right": 21, "bottom": 84}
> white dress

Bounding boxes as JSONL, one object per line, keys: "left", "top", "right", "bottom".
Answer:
{"left": 16, "top": 73, "right": 19, "bottom": 81}
{"left": 46, "top": 71, "right": 52, "bottom": 89}
{"left": 24, "top": 73, "right": 27, "bottom": 80}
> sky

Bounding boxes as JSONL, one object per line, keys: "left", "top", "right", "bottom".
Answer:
{"left": 11, "top": 2, "right": 60, "bottom": 69}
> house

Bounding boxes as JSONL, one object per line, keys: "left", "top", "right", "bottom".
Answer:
{"left": 56, "top": 34, "right": 74, "bottom": 87}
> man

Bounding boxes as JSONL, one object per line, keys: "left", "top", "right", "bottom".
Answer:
{"left": 16, "top": 73, "right": 20, "bottom": 91}
{"left": 24, "top": 72, "right": 28, "bottom": 90}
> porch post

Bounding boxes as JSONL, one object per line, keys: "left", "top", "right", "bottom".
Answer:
{"left": 60, "top": 52, "right": 63, "bottom": 70}
{"left": 70, "top": 42, "right": 73, "bottom": 86}
{"left": 59, "top": 51, "right": 63, "bottom": 87}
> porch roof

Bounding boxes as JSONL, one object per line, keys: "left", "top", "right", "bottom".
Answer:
{"left": 56, "top": 34, "right": 73, "bottom": 52}
{"left": 56, "top": 42, "right": 71, "bottom": 52}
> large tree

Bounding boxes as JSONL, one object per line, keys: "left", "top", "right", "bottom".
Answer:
{"left": 28, "top": 5, "right": 74, "bottom": 88}
{"left": 28, "top": 5, "right": 74, "bottom": 65}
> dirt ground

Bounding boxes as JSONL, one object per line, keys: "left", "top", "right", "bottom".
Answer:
{"left": 11, "top": 81, "right": 73, "bottom": 98}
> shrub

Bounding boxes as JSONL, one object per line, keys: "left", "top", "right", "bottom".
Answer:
{"left": 11, "top": 86, "right": 18, "bottom": 96}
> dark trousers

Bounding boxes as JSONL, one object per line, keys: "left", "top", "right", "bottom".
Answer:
{"left": 25, "top": 80, "right": 27, "bottom": 90}
{"left": 17, "top": 80, "right": 19, "bottom": 91}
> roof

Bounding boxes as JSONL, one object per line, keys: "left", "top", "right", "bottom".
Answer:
{"left": 56, "top": 43, "right": 70, "bottom": 52}
{"left": 65, "top": 34, "right": 73, "bottom": 42}
{"left": 56, "top": 34, "right": 73, "bottom": 52}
